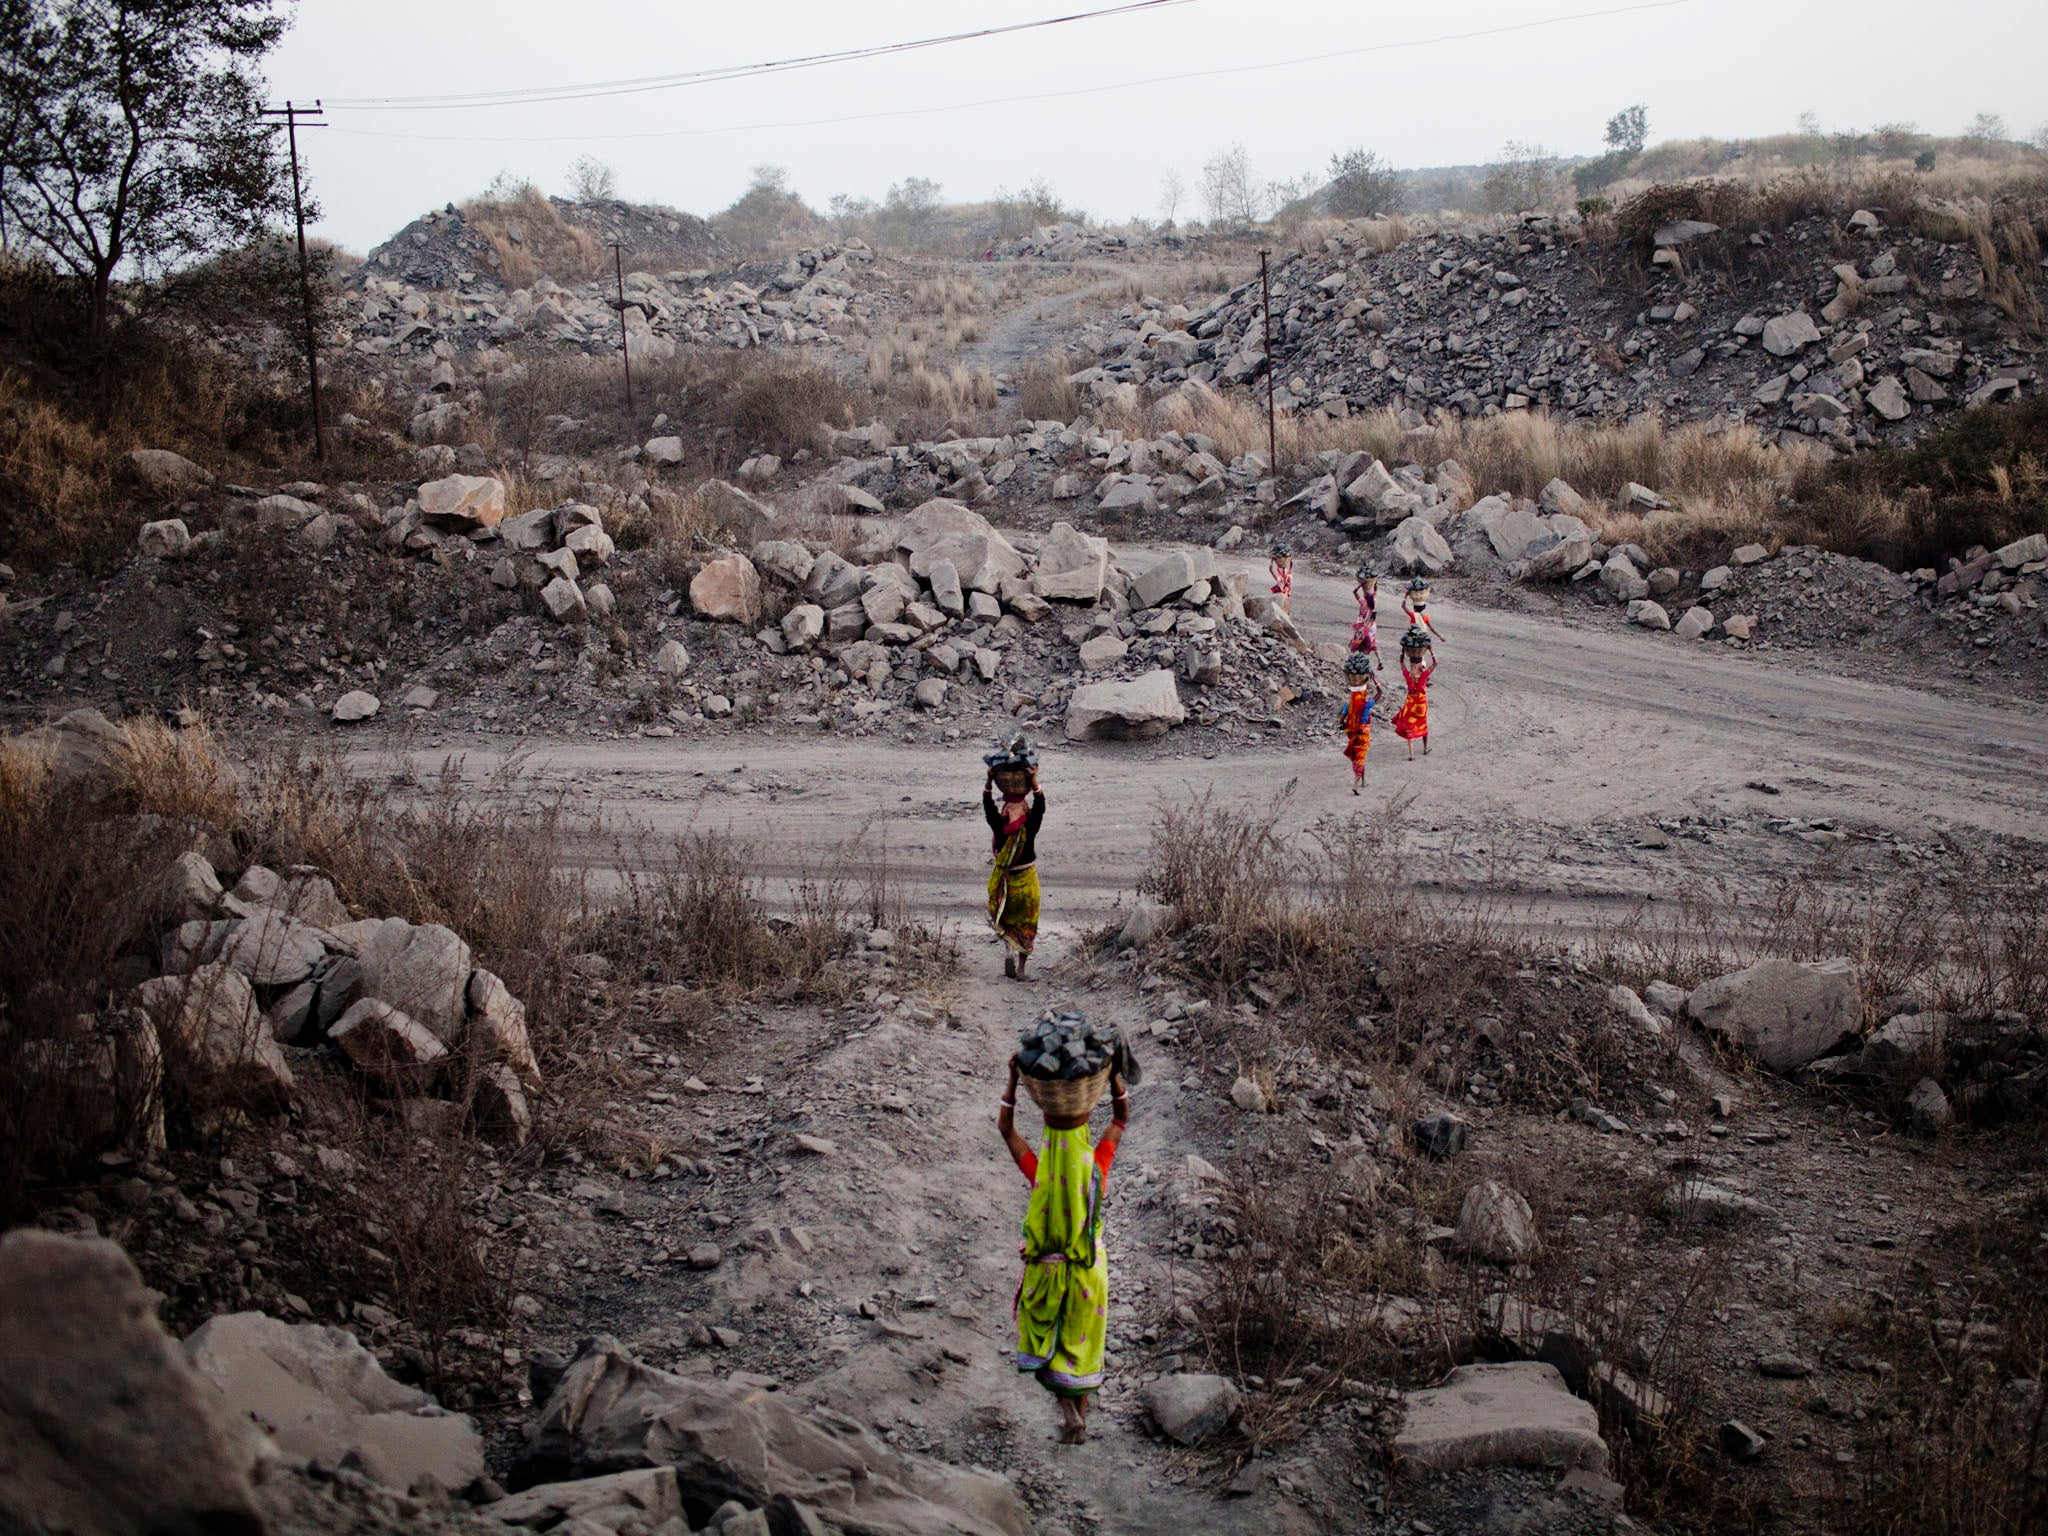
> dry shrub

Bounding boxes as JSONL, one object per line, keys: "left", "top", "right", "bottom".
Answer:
{"left": 598, "top": 822, "right": 947, "bottom": 1001}
{"left": 460, "top": 183, "right": 604, "bottom": 286}
{"left": 0, "top": 742, "right": 179, "bottom": 1220}
{"left": 1828, "top": 1160, "right": 2048, "bottom": 1535}
{"left": 1014, "top": 352, "right": 1080, "bottom": 422}
{"left": 711, "top": 355, "right": 857, "bottom": 457}
{"left": 114, "top": 717, "right": 241, "bottom": 826}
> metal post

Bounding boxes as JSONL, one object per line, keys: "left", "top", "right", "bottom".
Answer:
{"left": 1259, "top": 249, "right": 1278, "bottom": 490}
{"left": 261, "top": 101, "right": 328, "bottom": 461}
{"left": 610, "top": 240, "right": 634, "bottom": 414}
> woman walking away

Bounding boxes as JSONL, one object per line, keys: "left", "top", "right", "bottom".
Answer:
{"left": 984, "top": 735, "right": 1046, "bottom": 980}
{"left": 1338, "top": 649, "right": 1380, "bottom": 794}
{"left": 1351, "top": 566, "right": 1381, "bottom": 656}
{"left": 999, "top": 1012, "right": 1139, "bottom": 1444}
{"left": 1393, "top": 625, "right": 1437, "bottom": 760}
{"left": 1268, "top": 543, "right": 1296, "bottom": 617}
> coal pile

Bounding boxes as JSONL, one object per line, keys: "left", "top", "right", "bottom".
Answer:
{"left": 1017, "top": 1011, "right": 1116, "bottom": 1081}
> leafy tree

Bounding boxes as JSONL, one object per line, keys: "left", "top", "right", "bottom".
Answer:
{"left": 991, "top": 177, "right": 1077, "bottom": 239}
{"left": 1200, "top": 143, "right": 1262, "bottom": 226}
{"left": 1873, "top": 121, "right": 1922, "bottom": 158}
{"left": 1325, "top": 147, "right": 1402, "bottom": 218}
{"left": 881, "top": 176, "right": 942, "bottom": 245}
{"left": 1157, "top": 166, "right": 1186, "bottom": 225}
{"left": 715, "top": 164, "right": 816, "bottom": 253}
{"left": 0, "top": 0, "right": 294, "bottom": 336}
{"left": 567, "top": 154, "right": 618, "bottom": 203}
{"left": 1483, "top": 142, "right": 1559, "bottom": 215}
{"left": 1603, "top": 104, "right": 1649, "bottom": 156}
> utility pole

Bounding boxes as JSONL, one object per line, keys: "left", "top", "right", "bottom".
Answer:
{"left": 1258, "top": 249, "right": 1278, "bottom": 493}
{"left": 259, "top": 100, "right": 328, "bottom": 461}
{"left": 608, "top": 239, "right": 634, "bottom": 415}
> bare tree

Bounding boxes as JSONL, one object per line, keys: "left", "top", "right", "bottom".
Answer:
{"left": 0, "top": 0, "right": 294, "bottom": 336}
{"left": 567, "top": 155, "right": 618, "bottom": 203}
{"left": 1158, "top": 166, "right": 1186, "bottom": 225}
{"left": 1200, "top": 144, "right": 1263, "bottom": 227}
{"left": 1964, "top": 112, "right": 2009, "bottom": 152}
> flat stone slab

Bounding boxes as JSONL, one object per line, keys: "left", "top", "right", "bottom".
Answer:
{"left": 1395, "top": 1361, "right": 1609, "bottom": 1477}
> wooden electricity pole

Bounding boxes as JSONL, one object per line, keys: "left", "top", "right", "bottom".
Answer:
{"left": 608, "top": 239, "right": 635, "bottom": 414}
{"left": 259, "top": 100, "right": 328, "bottom": 460}
{"left": 1259, "top": 249, "right": 1278, "bottom": 491}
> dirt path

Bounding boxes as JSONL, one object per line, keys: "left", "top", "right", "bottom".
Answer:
{"left": 957, "top": 272, "right": 1130, "bottom": 378}
{"left": 378, "top": 553, "right": 2048, "bottom": 941}
{"left": 550, "top": 955, "right": 1332, "bottom": 1534}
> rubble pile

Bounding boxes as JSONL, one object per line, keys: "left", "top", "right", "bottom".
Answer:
{"left": 1083, "top": 205, "right": 2043, "bottom": 448}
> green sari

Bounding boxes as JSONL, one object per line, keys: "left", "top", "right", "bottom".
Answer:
{"left": 1013, "top": 1125, "right": 1109, "bottom": 1396}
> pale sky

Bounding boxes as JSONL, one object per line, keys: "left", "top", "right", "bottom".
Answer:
{"left": 269, "top": 0, "right": 2048, "bottom": 254}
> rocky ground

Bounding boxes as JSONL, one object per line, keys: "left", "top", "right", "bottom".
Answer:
{"left": 5, "top": 207, "right": 2048, "bottom": 1536}
{"left": 1076, "top": 205, "right": 2044, "bottom": 449}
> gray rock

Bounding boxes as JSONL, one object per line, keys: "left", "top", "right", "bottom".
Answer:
{"left": 1866, "top": 375, "right": 1911, "bottom": 422}
{"left": 490, "top": 1469, "right": 682, "bottom": 1533}
{"left": 468, "top": 968, "right": 541, "bottom": 1087}
{"left": 655, "top": 639, "right": 691, "bottom": 678}
{"left": 1116, "top": 899, "right": 1170, "bottom": 948}
{"left": 1628, "top": 599, "right": 1672, "bottom": 631}
{"left": 1065, "top": 669, "right": 1185, "bottom": 741}
{"left": 689, "top": 554, "right": 761, "bottom": 625}
{"left": 1412, "top": 1112, "right": 1469, "bottom": 1159}
{"left": 1643, "top": 979, "right": 1689, "bottom": 1016}
{"left": 1077, "top": 633, "right": 1128, "bottom": 672}
{"left": 1395, "top": 1362, "right": 1609, "bottom": 1476}
{"left": 1390, "top": 515, "right": 1453, "bottom": 575}
{"left": 1761, "top": 311, "right": 1822, "bottom": 357}
{"left": 1130, "top": 548, "right": 1217, "bottom": 608}
{"left": 927, "top": 558, "right": 965, "bottom": 617}
{"left": 217, "top": 911, "right": 328, "bottom": 986}
{"left": 1686, "top": 957, "right": 1861, "bottom": 1071}
{"left": 540, "top": 576, "right": 587, "bottom": 623}
{"left": 331, "top": 690, "right": 380, "bottom": 723}
{"left": 134, "top": 965, "right": 294, "bottom": 1110}
{"left": 803, "top": 550, "right": 863, "bottom": 609}
{"left": 1033, "top": 521, "right": 1109, "bottom": 603}
{"left": 781, "top": 603, "right": 825, "bottom": 649}
{"left": 749, "top": 539, "right": 814, "bottom": 588}
{"left": 352, "top": 917, "right": 473, "bottom": 1042}
{"left": 186, "top": 1311, "right": 484, "bottom": 1495}
{"left": 1457, "top": 1180, "right": 1537, "bottom": 1263}
{"left": 517, "top": 1337, "right": 1029, "bottom": 1536}
{"left": 0, "top": 1231, "right": 264, "bottom": 1536}
{"left": 1141, "top": 1373, "right": 1242, "bottom": 1446}
{"left": 1907, "top": 1077, "right": 1953, "bottom": 1132}
{"left": 1673, "top": 605, "right": 1716, "bottom": 640}
{"left": 136, "top": 518, "right": 192, "bottom": 560}
{"left": 912, "top": 678, "right": 948, "bottom": 710}
{"left": 1600, "top": 551, "right": 1648, "bottom": 602}
{"left": 328, "top": 999, "right": 449, "bottom": 1083}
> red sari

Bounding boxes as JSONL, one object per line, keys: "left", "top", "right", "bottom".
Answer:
{"left": 1393, "top": 659, "right": 1433, "bottom": 741}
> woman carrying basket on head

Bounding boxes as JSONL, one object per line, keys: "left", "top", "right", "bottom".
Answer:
{"left": 998, "top": 1013, "right": 1139, "bottom": 1445}
{"left": 984, "top": 736, "right": 1046, "bottom": 980}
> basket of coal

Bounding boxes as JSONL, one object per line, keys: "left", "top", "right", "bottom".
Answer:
{"left": 1013, "top": 1011, "right": 1138, "bottom": 1120}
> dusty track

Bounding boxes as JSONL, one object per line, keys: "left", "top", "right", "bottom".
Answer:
{"left": 363, "top": 550, "right": 2048, "bottom": 944}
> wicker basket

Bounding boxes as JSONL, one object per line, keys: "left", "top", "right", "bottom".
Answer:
{"left": 1019, "top": 1063, "right": 1110, "bottom": 1120}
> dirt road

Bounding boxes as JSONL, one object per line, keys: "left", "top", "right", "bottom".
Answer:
{"left": 381, "top": 551, "right": 2048, "bottom": 944}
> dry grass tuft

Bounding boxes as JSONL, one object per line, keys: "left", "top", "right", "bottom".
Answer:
{"left": 460, "top": 183, "right": 606, "bottom": 286}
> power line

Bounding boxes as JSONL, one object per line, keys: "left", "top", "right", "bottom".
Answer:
{"left": 324, "top": 1, "right": 1692, "bottom": 146}
{"left": 324, "top": 0, "right": 1191, "bottom": 111}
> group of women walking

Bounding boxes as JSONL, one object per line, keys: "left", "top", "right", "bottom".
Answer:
{"left": 983, "top": 556, "right": 1449, "bottom": 1447}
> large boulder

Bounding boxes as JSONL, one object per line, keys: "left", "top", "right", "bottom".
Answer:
{"left": 0, "top": 1231, "right": 264, "bottom": 1536}
{"left": 1130, "top": 547, "right": 1217, "bottom": 609}
{"left": 696, "top": 480, "right": 780, "bottom": 545}
{"left": 1686, "top": 957, "right": 1861, "bottom": 1071}
{"left": 1065, "top": 670, "right": 1186, "bottom": 741}
{"left": 490, "top": 1469, "right": 681, "bottom": 1533}
{"left": 1395, "top": 1362, "right": 1610, "bottom": 1476}
{"left": 1032, "top": 520, "right": 1109, "bottom": 603}
{"left": 1141, "top": 1373, "right": 1241, "bottom": 1446}
{"left": 1523, "top": 534, "right": 1594, "bottom": 582}
{"left": 186, "top": 1312, "right": 484, "bottom": 1495}
{"left": 690, "top": 554, "right": 763, "bottom": 626}
{"left": 1390, "top": 515, "right": 1454, "bottom": 575}
{"left": 906, "top": 532, "right": 1023, "bottom": 594}
{"left": 351, "top": 917, "right": 473, "bottom": 1042}
{"left": 9, "top": 707, "right": 125, "bottom": 793}
{"left": 134, "top": 965, "right": 294, "bottom": 1109}
{"left": 328, "top": 999, "right": 448, "bottom": 1083}
{"left": 804, "top": 550, "right": 864, "bottom": 609}
{"left": 515, "top": 1337, "right": 1029, "bottom": 1536}
{"left": 129, "top": 448, "right": 214, "bottom": 493}
{"left": 416, "top": 474, "right": 506, "bottom": 531}
{"left": 467, "top": 968, "right": 541, "bottom": 1088}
